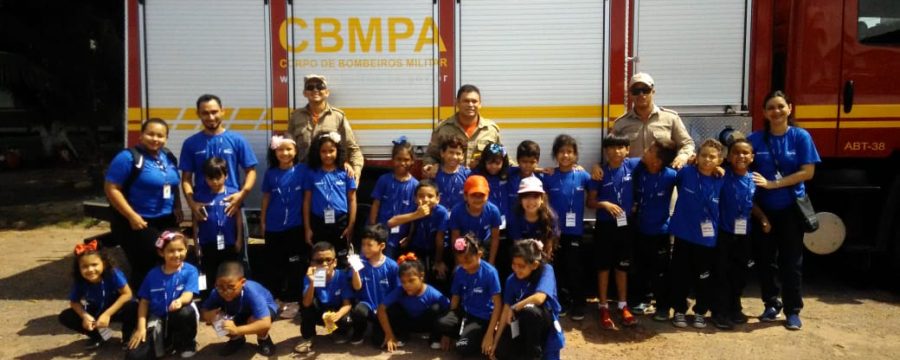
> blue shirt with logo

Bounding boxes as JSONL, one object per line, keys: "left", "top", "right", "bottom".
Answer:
{"left": 69, "top": 268, "right": 131, "bottom": 317}
{"left": 372, "top": 174, "right": 419, "bottom": 248}
{"left": 748, "top": 127, "right": 821, "bottom": 211}
{"left": 719, "top": 169, "right": 755, "bottom": 234}
{"left": 304, "top": 168, "right": 357, "bottom": 217}
{"left": 106, "top": 148, "right": 180, "bottom": 218}
{"left": 409, "top": 204, "right": 450, "bottom": 252}
{"left": 451, "top": 261, "right": 501, "bottom": 321}
{"left": 544, "top": 168, "right": 592, "bottom": 235}
{"left": 449, "top": 202, "right": 502, "bottom": 245}
{"left": 356, "top": 256, "right": 400, "bottom": 312}
{"left": 669, "top": 166, "right": 724, "bottom": 247}
{"left": 201, "top": 280, "right": 278, "bottom": 320}
{"left": 138, "top": 263, "right": 200, "bottom": 318}
{"left": 262, "top": 164, "right": 306, "bottom": 232}
{"left": 179, "top": 130, "right": 258, "bottom": 197}
{"left": 503, "top": 264, "right": 564, "bottom": 360}
{"left": 303, "top": 268, "right": 354, "bottom": 309}
{"left": 382, "top": 284, "right": 450, "bottom": 318}
{"left": 589, "top": 158, "right": 640, "bottom": 222}
{"left": 436, "top": 167, "right": 471, "bottom": 213}
{"left": 194, "top": 187, "right": 238, "bottom": 247}
{"left": 635, "top": 166, "right": 677, "bottom": 235}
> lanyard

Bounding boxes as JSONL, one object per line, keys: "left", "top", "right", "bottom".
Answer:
{"left": 162, "top": 265, "right": 182, "bottom": 319}
{"left": 695, "top": 170, "right": 715, "bottom": 220}
{"left": 216, "top": 195, "right": 226, "bottom": 234}
{"left": 277, "top": 167, "right": 295, "bottom": 225}
{"left": 730, "top": 173, "right": 752, "bottom": 216}
{"left": 226, "top": 290, "right": 244, "bottom": 316}
{"left": 605, "top": 164, "right": 627, "bottom": 205}
{"left": 561, "top": 169, "right": 578, "bottom": 211}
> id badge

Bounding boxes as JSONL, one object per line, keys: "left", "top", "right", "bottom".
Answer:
{"left": 313, "top": 268, "right": 327, "bottom": 288}
{"left": 565, "top": 211, "right": 577, "bottom": 228}
{"left": 213, "top": 314, "right": 229, "bottom": 337}
{"left": 198, "top": 274, "right": 207, "bottom": 291}
{"left": 348, "top": 254, "right": 365, "bottom": 272}
{"left": 162, "top": 184, "right": 172, "bottom": 199}
{"left": 98, "top": 327, "right": 113, "bottom": 340}
{"left": 616, "top": 213, "right": 628, "bottom": 227}
{"left": 459, "top": 318, "right": 466, "bottom": 336}
{"left": 216, "top": 233, "right": 225, "bottom": 250}
{"left": 735, "top": 217, "right": 748, "bottom": 235}
{"left": 510, "top": 319, "right": 520, "bottom": 339}
{"left": 390, "top": 226, "right": 400, "bottom": 234}
{"left": 701, "top": 220, "right": 715, "bottom": 238}
{"left": 775, "top": 171, "right": 783, "bottom": 180}
{"left": 324, "top": 207, "right": 336, "bottom": 224}
{"left": 500, "top": 215, "right": 507, "bottom": 230}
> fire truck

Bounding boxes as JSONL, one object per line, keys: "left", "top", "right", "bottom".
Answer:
{"left": 122, "top": 0, "right": 900, "bottom": 268}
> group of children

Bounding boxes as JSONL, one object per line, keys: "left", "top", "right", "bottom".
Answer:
{"left": 61, "top": 129, "right": 762, "bottom": 358}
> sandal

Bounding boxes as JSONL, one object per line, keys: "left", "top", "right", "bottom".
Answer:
{"left": 293, "top": 339, "right": 312, "bottom": 354}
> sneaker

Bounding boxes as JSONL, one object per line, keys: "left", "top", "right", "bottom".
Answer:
{"left": 712, "top": 315, "right": 734, "bottom": 330}
{"left": 293, "top": 339, "right": 313, "bottom": 354}
{"left": 349, "top": 331, "right": 365, "bottom": 345}
{"left": 758, "top": 305, "right": 783, "bottom": 322}
{"left": 179, "top": 342, "right": 197, "bottom": 358}
{"left": 620, "top": 306, "right": 638, "bottom": 327}
{"left": 219, "top": 336, "right": 246, "bottom": 356}
{"left": 570, "top": 305, "right": 585, "bottom": 321}
{"left": 257, "top": 336, "right": 276, "bottom": 356}
{"left": 730, "top": 311, "right": 749, "bottom": 324}
{"left": 430, "top": 341, "right": 442, "bottom": 350}
{"left": 84, "top": 338, "right": 103, "bottom": 351}
{"left": 599, "top": 307, "right": 616, "bottom": 330}
{"left": 672, "top": 313, "right": 688, "bottom": 328}
{"left": 785, "top": 314, "right": 803, "bottom": 330}
{"left": 653, "top": 309, "right": 670, "bottom": 322}
{"left": 631, "top": 303, "right": 654, "bottom": 315}
{"left": 692, "top": 314, "right": 707, "bottom": 329}
{"left": 279, "top": 302, "right": 299, "bottom": 320}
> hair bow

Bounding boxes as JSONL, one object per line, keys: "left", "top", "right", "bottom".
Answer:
{"left": 155, "top": 230, "right": 180, "bottom": 249}
{"left": 453, "top": 237, "right": 468, "bottom": 252}
{"left": 270, "top": 135, "right": 297, "bottom": 150}
{"left": 320, "top": 131, "right": 342, "bottom": 144}
{"left": 529, "top": 239, "right": 545, "bottom": 252}
{"left": 487, "top": 143, "right": 506, "bottom": 157}
{"left": 392, "top": 136, "right": 408, "bottom": 146}
{"left": 74, "top": 239, "right": 99, "bottom": 255}
{"left": 397, "top": 252, "right": 418, "bottom": 265}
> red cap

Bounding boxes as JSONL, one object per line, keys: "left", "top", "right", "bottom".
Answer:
{"left": 464, "top": 175, "right": 490, "bottom": 196}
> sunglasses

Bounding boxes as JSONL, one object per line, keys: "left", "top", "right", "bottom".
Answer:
{"left": 313, "top": 257, "right": 335, "bottom": 265}
{"left": 630, "top": 87, "right": 652, "bottom": 96}
{"left": 305, "top": 83, "right": 327, "bottom": 91}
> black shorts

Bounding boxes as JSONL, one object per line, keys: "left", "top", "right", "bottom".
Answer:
{"left": 593, "top": 220, "right": 634, "bottom": 271}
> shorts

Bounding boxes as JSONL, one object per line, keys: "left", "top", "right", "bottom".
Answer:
{"left": 593, "top": 220, "right": 633, "bottom": 271}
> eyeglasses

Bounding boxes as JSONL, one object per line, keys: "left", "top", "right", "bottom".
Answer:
{"left": 216, "top": 285, "right": 241, "bottom": 294}
{"left": 313, "top": 257, "right": 335, "bottom": 265}
{"left": 630, "top": 87, "right": 652, "bottom": 96}
{"left": 305, "top": 83, "right": 327, "bottom": 91}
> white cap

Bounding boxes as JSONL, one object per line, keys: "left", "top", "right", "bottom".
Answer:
{"left": 629, "top": 72, "right": 655, "bottom": 88}
{"left": 304, "top": 74, "right": 327, "bottom": 86}
{"left": 518, "top": 176, "right": 545, "bottom": 194}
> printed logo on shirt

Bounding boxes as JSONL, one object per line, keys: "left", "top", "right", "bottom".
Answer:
{"left": 194, "top": 150, "right": 207, "bottom": 155}
{"left": 473, "top": 287, "right": 484, "bottom": 294}
{"left": 223, "top": 149, "right": 234, "bottom": 155}
{"left": 576, "top": 186, "right": 584, "bottom": 191}
{"left": 176, "top": 285, "right": 184, "bottom": 291}
{"left": 379, "top": 278, "right": 390, "bottom": 286}
{"left": 335, "top": 180, "right": 345, "bottom": 186}
{"left": 335, "top": 289, "right": 342, "bottom": 296}
{"left": 683, "top": 187, "right": 695, "bottom": 194}
{"left": 150, "top": 288, "right": 165, "bottom": 293}
{"left": 624, "top": 175, "right": 632, "bottom": 181}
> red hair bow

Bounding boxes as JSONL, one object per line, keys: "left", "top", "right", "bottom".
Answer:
{"left": 74, "top": 240, "right": 98, "bottom": 255}
{"left": 397, "top": 252, "right": 418, "bottom": 265}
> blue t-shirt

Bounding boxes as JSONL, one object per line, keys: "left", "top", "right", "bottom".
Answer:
{"left": 748, "top": 127, "right": 821, "bottom": 211}
{"left": 262, "top": 164, "right": 306, "bottom": 232}
{"left": 436, "top": 167, "right": 471, "bottom": 213}
{"left": 372, "top": 174, "right": 419, "bottom": 248}
{"left": 179, "top": 130, "right": 258, "bottom": 197}
{"left": 589, "top": 158, "right": 640, "bottom": 222}
{"left": 194, "top": 188, "right": 239, "bottom": 247}
{"left": 669, "top": 166, "right": 725, "bottom": 247}
{"left": 304, "top": 168, "right": 357, "bottom": 217}
{"left": 138, "top": 263, "right": 200, "bottom": 318}
{"left": 449, "top": 202, "right": 503, "bottom": 246}
{"left": 303, "top": 269, "right": 354, "bottom": 309}
{"left": 409, "top": 204, "right": 450, "bottom": 252}
{"left": 507, "top": 213, "right": 559, "bottom": 242}
{"left": 506, "top": 168, "right": 543, "bottom": 220}
{"left": 69, "top": 268, "right": 130, "bottom": 317}
{"left": 201, "top": 280, "right": 278, "bottom": 320}
{"left": 451, "top": 261, "right": 501, "bottom": 321}
{"left": 719, "top": 169, "right": 756, "bottom": 234}
{"left": 356, "top": 256, "right": 400, "bottom": 311}
{"left": 635, "top": 167, "right": 677, "bottom": 235}
{"left": 382, "top": 284, "right": 450, "bottom": 318}
{"left": 477, "top": 172, "right": 509, "bottom": 229}
{"left": 544, "top": 168, "right": 592, "bottom": 235}
{"left": 105, "top": 148, "right": 180, "bottom": 218}
{"left": 503, "top": 264, "right": 564, "bottom": 360}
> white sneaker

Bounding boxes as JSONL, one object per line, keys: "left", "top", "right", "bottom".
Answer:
{"left": 430, "top": 342, "right": 442, "bottom": 350}
{"left": 693, "top": 314, "right": 707, "bottom": 329}
{"left": 280, "top": 302, "right": 299, "bottom": 319}
{"left": 179, "top": 350, "right": 196, "bottom": 358}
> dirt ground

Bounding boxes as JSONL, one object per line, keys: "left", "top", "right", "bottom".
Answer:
{"left": 2, "top": 168, "right": 900, "bottom": 359}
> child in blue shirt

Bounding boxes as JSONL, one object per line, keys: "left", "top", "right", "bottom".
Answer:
{"left": 473, "top": 142, "right": 513, "bottom": 281}
{"left": 668, "top": 139, "right": 726, "bottom": 329}
{"left": 588, "top": 134, "right": 640, "bottom": 329}
{"left": 449, "top": 175, "right": 503, "bottom": 264}
{"left": 200, "top": 261, "right": 278, "bottom": 356}
{"left": 388, "top": 180, "right": 452, "bottom": 290}
{"left": 369, "top": 136, "right": 419, "bottom": 258}
{"left": 349, "top": 224, "right": 400, "bottom": 345}
{"left": 491, "top": 239, "right": 565, "bottom": 360}
{"left": 436, "top": 235, "right": 502, "bottom": 358}
{"left": 543, "top": 134, "right": 592, "bottom": 320}
{"left": 295, "top": 242, "right": 354, "bottom": 355}
{"left": 506, "top": 140, "right": 543, "bottom": 230}
{"left": 508, "top": 177, "right": 559, "bottom": 257}
{"left": 127, "top": 231, "right": 200, "bottom": 359}
{"left": 304, "top": 132, "right": 358, "bottom": 266}
{"left": 58, "top": 240, "right": 136, "bottom": 350}
{"left": 710, "top": 137, "right": 758, "bottom": 330}
{"left": 260, "top": 135, "right": 307, "bottom": 315}
{"left": 375, "top": 253, "right": 450, "bottom": 352}
{"left": 435, "top": 136, "right": 471, "bottom": 212}
{"left": 193, "top": 157, "right": 242, "bottom": 294}
{"left": 631, "top": 139, "right": 678, "bottom": 320}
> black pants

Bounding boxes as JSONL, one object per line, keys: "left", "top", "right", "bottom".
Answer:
{"left": 494, "top": 233, "right": 512, "bottom": 284}
{"left": 310, "top": 214, "right": 350, "bottom": 268}
{"left": 669, "top": 238, "right": 714, "bottom": 315}
{"left": 370, "top": 303, "right": 445, "bottom": 346}
{"left": 114, "top": 214, "right": 177, "bottom": 290}
{"left": 554, "top": 234, "right": 589, "bottom": 309}
{"left": 263, "top": 226, "right": 309, "bottom": 301}
{"left": 713, "top": 231, "right": 752, "bottom": 317}
{"left": 199, "top": 244, "right": 241, "bottom": 296}
{"left": 436, "top": 309, "right": 490, "bottom": 357}
{"left": 125, "top": 305, "right": 198, "bottom": 360}
{"left": 410, "top": 246, "right": 454, "bottom": 296}
{"left": 753, "top": 206, "right": 805, "bottom": 315}
{"left": 629, "top": 233, "right": 672, "bottom": 310}
{"left": 58, "top": 301, "right": 138, "bottom": 341}
{"left": 300, "top": 299, "right": 350, "bottom": 340}
{"left": 494, "top": 305, "right": 552, "bottom": 360}
{"left": 349, "top": 302, "right": 377, "bottom": 341}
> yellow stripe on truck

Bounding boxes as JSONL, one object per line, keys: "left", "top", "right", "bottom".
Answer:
{"left": 795, "top": 104, "right": 900, "bottom": 120}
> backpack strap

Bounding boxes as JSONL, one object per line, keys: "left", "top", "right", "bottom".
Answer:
{"left": 121, "top": 148, "right": 144, "bottom": 194}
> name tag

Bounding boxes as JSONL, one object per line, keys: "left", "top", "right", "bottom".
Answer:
{"left": 734, "top": 218, "right": 748, "bottom": 235}
{"left": 701, "top": 220, "right": 715, "bottom": 238}
{"left": 324, "top": 207, "right": 336, "bottom": 224}
{"left": 390, "top": 226, "right": 400, "bottom": 234}
{"left": 198, "top": 274, "right": 207, "bottom": 291}
{"left": 162, "top": 184, "right": 172, "bottom": 199}
{"left": 98, "top": 327, "right": 113, "bottom": 340}
{"left": 511, "top": 319, "right": 520, "bottom": 339}
{"left": 500, "top": 215, "right": 507, "bottom": 230}
{"left": 313, "top": 268, "right": 327, "bottom": 288}
{"left": 213, "top": 313, "right": 232, "bottom": 337}
{"left": 565, "top": 212, "right": 577, "bottom": 228}
{"left": 775, "top": 171, "right": 783, "bottom": 180}
{"left": 616, "top": 213, "right": 628, "bottom": 227}
{"left": 216, "top": 233, "right": 225, "bottom": 250}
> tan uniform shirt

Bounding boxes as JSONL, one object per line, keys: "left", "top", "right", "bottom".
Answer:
{"left": 424, "top": 113, "right": 502, "bottom": 166}
{"left": 612, "top": 105, "right": 695, "bottom": 159}
{"left": 287, "top": 104, "right": 364, "bottom": 176}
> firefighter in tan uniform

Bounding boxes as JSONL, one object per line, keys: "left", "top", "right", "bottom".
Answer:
{"left": 287, "top": 74, "right": 364, "bottom": 180}
{"left": 612, "top": 72, "right": 695, "bottom": 169}
{"left": 422, "top": 84, "right": 503, "bottom": 178}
